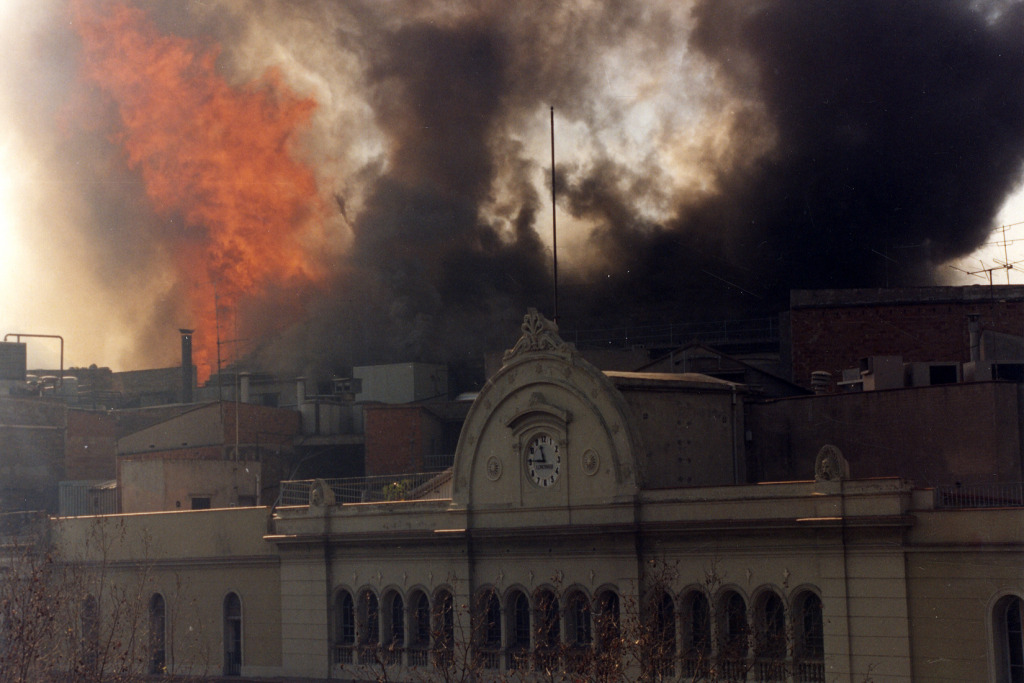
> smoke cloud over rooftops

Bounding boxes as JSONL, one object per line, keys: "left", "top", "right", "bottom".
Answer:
{"left": 2, "top": 0, "right": 1024, "bottom": 377}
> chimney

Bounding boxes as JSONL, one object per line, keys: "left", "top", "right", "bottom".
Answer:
{"left": 967, "top": 314, "right": 981, "bottom": 363}
{"left": 810, "top": 370, "right": 832, "bottom": 395}
{"left": 179, "top": 329, "right": 194, "bottom": 403}
{"left": 239, "top": 372, "right": 250, "bottom": 404}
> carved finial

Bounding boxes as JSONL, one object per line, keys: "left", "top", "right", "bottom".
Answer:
{"left": 503, "top": 308, "right": 572, "bottom": 363}
{"left": 815, "top": 444, "right": 850, "bottom": 482}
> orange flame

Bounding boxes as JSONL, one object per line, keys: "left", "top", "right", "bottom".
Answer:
{"left": 72, "top": 1, "right": 323, "bottom": 383}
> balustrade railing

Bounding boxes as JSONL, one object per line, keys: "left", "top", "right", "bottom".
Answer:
{"left": 279, "top": 470, "right": 452, "bottom": 506}
{"left": 794, "top": 659, "right": 826, "bottom": 682}
{"left": 934, "top": 482, "right": 1024, "bottom": 508}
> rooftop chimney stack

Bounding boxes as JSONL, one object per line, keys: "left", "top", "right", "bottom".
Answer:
{"left": 180, "top": 329, "right": 194, "bottom": 403}
{"left": 810, "top": 370, "right": 832, "bottom": 395}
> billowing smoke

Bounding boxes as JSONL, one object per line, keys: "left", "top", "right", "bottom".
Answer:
{"left": 5, "top": 0, "right": 1024, "bottom": 378}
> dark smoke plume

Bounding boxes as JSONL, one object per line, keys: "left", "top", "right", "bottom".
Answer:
{"left": 273, "top": 0, "right": 1024, "bottom": 377}
{"left": 7, "top": 1, "right": 1024, "bottom": 376}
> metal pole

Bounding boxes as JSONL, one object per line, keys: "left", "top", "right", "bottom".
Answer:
{"left": 550, "top": 106, "right": 559, "bottom": 324}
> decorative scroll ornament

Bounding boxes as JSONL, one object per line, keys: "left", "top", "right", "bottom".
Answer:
{"left": 503, "top": 308, "right": 572, "bottom": 363}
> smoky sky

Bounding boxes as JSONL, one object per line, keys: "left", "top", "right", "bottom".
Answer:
{"left": 9, "top": 0, "right": 1024, "bottom": 376}
{"left": 278, "top": 0, "right": 1024, "bottom": 376}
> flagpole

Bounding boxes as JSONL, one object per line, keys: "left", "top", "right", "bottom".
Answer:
{"left": 550, "top": 106, "right": 559, "bottom": 324}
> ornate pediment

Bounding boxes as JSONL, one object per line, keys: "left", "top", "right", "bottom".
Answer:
{"left": 502, "top": 308, "right": 573, "bottom": 363}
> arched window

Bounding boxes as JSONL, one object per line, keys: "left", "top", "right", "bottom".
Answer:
{"left": 755, "top": 592, "right": 786, "bottom": 681}
{"left": 564, "top": 591, "right": 591, "bottom": 674}
{"left": 149, "top": 593, "right": 167, "bottom": 674}
{"left": 362, "top": 591, "right": 380, "bottom": 645}
{"left": 507, "top": 590, "right": 531, "bottom": 670}
{"left": 534, "top": 589, "right": 560, "bottom": 671}
{"left": 81, "top": 595, "right": 99, "bottom": 671}
{"left": 681, "top": 591, "right": 711, "bottom": 677}
{"left": 407, "top": 590, "right": 431, "bottom": 667}
{"left": 390, "top": 593, "right": 405, "bottom": 647}
{"left": 473, "top": 589, "right": 502, "bottom": 670}
{"left": 432, "top": 589, "right": 454, "bottom": 669}
{"left": 356, "top": 589, "right": 380, "bottom": 665}
{"left": 535, "top": 589, "right": 560, "bottom": 649}
{"left": 223, "top": 592, "right": 242, "bottom": 676}
{"left": 566, "top": 591, "right": 592, "bottom": 648}
{"left": 407, "top": 589, "right": 428, "bottom": 643}
{"left": 381, "top": 590, "right": 404, "bottom": 664}
{"left": 594, "top": 590, "right": 621, "bottom": 678}
{"left": 995, "top": 595, "right": 1024, "bottom": 683}
{"left": 649, "top": 591, "right": 676, "bottom": 678}
{"left": 794, "top": 591, "right": 824, "bottom": 682}
{"left": 484, "top": 592, "right": 502, "bottom": 649}
{"left": 718, "top": 591, "right": 748, "bottom": 679}
{"left": 333, "top": 590, "right": 355, "bottom": 664}
{"left": 595, "top": 591, "right": 621, "bottom": 651}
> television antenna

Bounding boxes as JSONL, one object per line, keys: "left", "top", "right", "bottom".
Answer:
{"left": 948, "top": 220, "right": 1024, "bottom": 285}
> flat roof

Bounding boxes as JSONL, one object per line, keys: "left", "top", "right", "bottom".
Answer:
{"left": 791, "top": 285, "right": 1024, "bottom": 308}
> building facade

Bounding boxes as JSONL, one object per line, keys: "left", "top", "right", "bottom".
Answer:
{"left": 29, "top": 310, "right": 1024, "bottom": 682}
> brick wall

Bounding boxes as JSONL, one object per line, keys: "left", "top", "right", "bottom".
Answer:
{"left": 789, "top": 287, "right": 1024, "bottom": 388}
{"left": 364, "top": 405, "right": 442, "bottom": 476}
{"left": 66, "top": 410, "right": 118, "bottom": 481}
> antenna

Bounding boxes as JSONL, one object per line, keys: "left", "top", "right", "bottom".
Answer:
{"left": 949, "top": 220, "right": 1024, "bottom": 285}
{"left": 550, "top": 106, "right": 559, "bottom": 324}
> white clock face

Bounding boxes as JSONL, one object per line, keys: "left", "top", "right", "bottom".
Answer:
{"left": 526, "top": 434, "right": 561, "bottom": 487}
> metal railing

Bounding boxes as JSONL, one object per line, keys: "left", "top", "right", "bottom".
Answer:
{"left": 333, "top": 645, "right": 353, "bottom": 665}
{"left": 424, "top": 453, "right": 455, "bottom": 471}
{"left": 934, "top": 482, "right": 1024, "bottom": 509}
{"left": 753, "top": 658, "right": 787, "bottom": 681}
{"left": 794, "top": 659, "right": 826, "bottom": 683}
{"left": 279, "top": 470, "right": 452, "bottom": 506}
{"left": 477, "top": 649, "right": 500, "bottom": 670}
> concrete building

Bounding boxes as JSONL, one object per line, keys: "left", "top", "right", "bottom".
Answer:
{"left": 116, "top": 401, "right": 300, "bottom": 512}
{"left": 23, "top": 309, "right": 1023, "bottom": 683}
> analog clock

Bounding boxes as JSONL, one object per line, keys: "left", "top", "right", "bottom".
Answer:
{"left": 526, "top": 434, "right": 561, "bottom": 487}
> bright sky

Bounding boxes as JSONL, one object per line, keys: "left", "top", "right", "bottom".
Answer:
{"left": 946, "top": 185, "right": 1024, "bottom": 287}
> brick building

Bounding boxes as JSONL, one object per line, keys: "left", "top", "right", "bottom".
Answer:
{"left": 787, "top": 285, "right": 1024, "bottom": 388}
{"left": 362, "top": 402, "right": 469, "bottom": 476}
